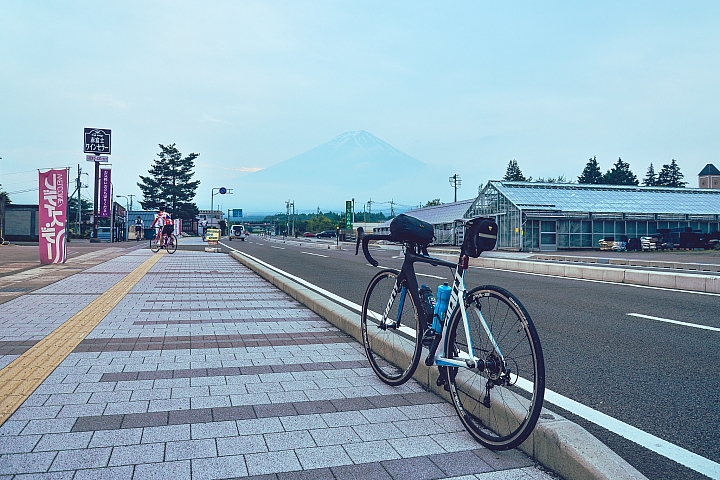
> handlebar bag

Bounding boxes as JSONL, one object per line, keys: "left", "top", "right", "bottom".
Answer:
{"left": 390, "top": 214, "right": 435, "bottom": 246}
{"left": 462, "top": 217, "right": 498, "bottom": 257}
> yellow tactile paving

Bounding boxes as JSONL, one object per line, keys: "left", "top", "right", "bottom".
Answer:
{"left": 0, "top": 253, "right": 163, "bottom": 426}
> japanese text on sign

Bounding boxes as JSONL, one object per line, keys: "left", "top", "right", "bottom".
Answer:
{"left": 98, "top": 169, "right": 112, "bottom": 218}
{"left": 39, "top": 170, "right": 68, "bottom": 264}
{"left": 83, "top": 128, "right": 112, "bottom": 154}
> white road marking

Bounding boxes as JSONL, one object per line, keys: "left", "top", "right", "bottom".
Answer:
{"left": 225, "top": 245, "right": 720, "bottom": 478}
{"left": 627, "top": 313, "right": 720, "bottom": 332}
{"left": 270, "top": 246, "right": 285, "bottom": 250}
{"left": 417, "top": 273, "right": 447, "bottom": 280}
{"left": 301, "top": 252, "right": 328, "bottom": 258}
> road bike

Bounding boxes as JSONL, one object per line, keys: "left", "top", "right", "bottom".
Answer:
{"left": 356, "top": 216, "right": 545, "bottom": 450}
{"left": 150, "top": 228, "right": 177, "bottom": 254}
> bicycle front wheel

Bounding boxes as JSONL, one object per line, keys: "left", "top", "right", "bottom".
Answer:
{"left": 166, "top": 234, "right": 177, "bottom": 254}
{"left": 361, "top": 269, "right": 424, "bottom": 386}
{"left": 150, "top": 238, "right": 161, "bottom": 253}
{"left": 446, "top": 285, "right": 544, "bottom": 450}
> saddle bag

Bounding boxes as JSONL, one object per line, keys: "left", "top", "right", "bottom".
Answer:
{"left": 462, "top": 217, "right": 498, "bottom": 257}
{"left": 390, "top": 214, "right": 435, "bottom": 246}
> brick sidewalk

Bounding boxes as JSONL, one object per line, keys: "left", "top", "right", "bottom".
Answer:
{"left": 0, "top": 250, "right": 555, "bottom": 479}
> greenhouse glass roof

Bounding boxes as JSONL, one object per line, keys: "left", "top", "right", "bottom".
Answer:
{"left": 488, "top": 181, "right": 720, "bottom": 215}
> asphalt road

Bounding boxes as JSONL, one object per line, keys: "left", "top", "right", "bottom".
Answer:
{"left": 224, "top": 237, "right": 719, "bottom": 480}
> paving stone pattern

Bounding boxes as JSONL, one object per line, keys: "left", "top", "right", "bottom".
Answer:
{"left": 0, "top": 250, "right": 555, "bottom": 479}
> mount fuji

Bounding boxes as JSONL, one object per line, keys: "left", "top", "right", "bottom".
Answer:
{"left": 232, "top": 131, "right": 440, "bottom": 214}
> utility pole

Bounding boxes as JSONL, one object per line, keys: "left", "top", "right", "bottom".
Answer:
{"left": 127, "top": 194, "right": 136, "bottom": 212}
{"left": 367, "top": 198, "right": 373, "bottom": 221}
{"left": 285, "top": 200, "right": 291, "bottom": 239}
{"left": 291, "top": 201, "right": 295, "bottom": 237}
{"left": 449, "top": 174, "right": 462, "bottom": 202}
{"left": 390, "top": 199, "right": 395, "bottom": 217}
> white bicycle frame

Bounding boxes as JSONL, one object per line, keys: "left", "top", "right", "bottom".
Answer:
{"left": 433, "top": 268, "right": 505, "bottom": 369}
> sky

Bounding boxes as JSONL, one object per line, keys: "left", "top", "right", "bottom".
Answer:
{"left": 1, "top": 1, "right": 719, "bottom": 216}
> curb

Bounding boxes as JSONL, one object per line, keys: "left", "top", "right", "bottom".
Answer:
{"left": 471, "top": 256, "right": 720, "bottom": 294}
{"left": 229, "top": 250, "right": 648, "bottom": 480}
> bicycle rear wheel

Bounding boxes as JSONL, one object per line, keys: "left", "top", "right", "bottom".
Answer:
{"left": 166, "top": 234, "right": 177, "bottom": 254}
{"left": 150, "top": 237, "right": 161, "bottom": 253}
{"left": 361, "top": 269, "right": 424, "bottom": 386}
{"left": 446, "top": 285, "right": 544, "bottom": 450}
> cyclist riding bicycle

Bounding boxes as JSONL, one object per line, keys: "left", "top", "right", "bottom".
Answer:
{"left": 151, "top": 207, "right": 173, "bottom": 246}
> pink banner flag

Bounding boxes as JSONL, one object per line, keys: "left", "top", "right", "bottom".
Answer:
{"left": 39, "top": 169, "right": 68, "bottom": 264}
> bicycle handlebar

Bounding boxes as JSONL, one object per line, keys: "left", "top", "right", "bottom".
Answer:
{"left": 355, "top": 227, "right": 394, "bottom": 267}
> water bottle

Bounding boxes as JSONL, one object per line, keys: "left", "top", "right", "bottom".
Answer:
{"left": 433, "top": 283, "right": 451, "bottom": 333}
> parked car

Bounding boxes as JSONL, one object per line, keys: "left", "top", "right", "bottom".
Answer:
{"left": 302, "top": 232, "right": 315, "bottom": 237}
{"left": 228, "top": 224, "right": 248, "bottom": 241}
{"left": 316, "top": 230, "right": 337, "bottom": 239}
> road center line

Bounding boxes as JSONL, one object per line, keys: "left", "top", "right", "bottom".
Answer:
{"left": 225, "top": 244, "right": 720, "bottom": 479}
{"left": 627, "top": 313, "right": 720, "bottom": 332}
{"left": 301, "top": 252, "right": 328, "bottom": 258}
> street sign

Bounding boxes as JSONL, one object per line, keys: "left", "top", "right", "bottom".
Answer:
{"left": 205, "top": 228, "right": 220, "bottom": 245}
{"left": 219, "top": 187, "right": 227, "bottom": 194}
{"left": 345, "top": 200, "right": 352, "bottom": 229}
{"left": 232, "top": 209, "right": 243, "bottom": 218}
{"left": 86, "top": 155, "right": 109, "bottom": 162}
{"left": 83, "top": 128, "right": 111, "bottom": 155}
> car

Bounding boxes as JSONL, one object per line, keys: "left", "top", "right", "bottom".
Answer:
{"left": 228, "top": 224, "right": 248, "bottom": 241}
{"left": 302, "top": 232, "right": 315, "bottom": 237}
{"left": 316, "top": 230, "right": 337, "bottom": 239}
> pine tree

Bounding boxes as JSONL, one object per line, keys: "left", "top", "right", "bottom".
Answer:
{"left": 642, "top": 163, "right": 657, "bottom": 186}
{"left": 657, "top": 159, "right": 687, "bottom": 188}
{"left": 602, "top": 157, "right": 638, "bottom": 185}
{"left": 577, "top": 156, "right": 603, "bottom": 184}
{"left": 138, "top": 144, "right": 201, "bottom": 219}
{"left": 503, "top": 160, "right": 526, "bottom": 181}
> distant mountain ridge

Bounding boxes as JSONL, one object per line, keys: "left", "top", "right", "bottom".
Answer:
{"left": 233, "top": 131, "right": 436, "bottom": 213}
{"left": 244, "top": 130, "right": 426, "bottom": 184}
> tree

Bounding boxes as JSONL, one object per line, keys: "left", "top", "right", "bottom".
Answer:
{"left": 602, "top": 157, "right": 638, "bottom": 185}
{"left": 503, "top": 160, "right": 526, "bottom": 181}
{"left": 656, "top": 159, "right": 687, "bottom": 187}
{"left": 424, "top": 199, "right": 442, "bottom": 207}
{"left": 534, "top": 175, "right": 569, "bottom": 184}
{"left": 138, "top": 144, "right": 201, "bottom": 219}
{"left": 642, "top": 163, "right": 657, "bottom": 187}
{"left": 0, "top": 189, "right": 10, "bottom": 205}
{"left": 577, "top": 156, "right": 603, "bottom": 184}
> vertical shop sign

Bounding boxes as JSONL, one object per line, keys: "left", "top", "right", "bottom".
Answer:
{"left": 39, "top": 169, "right": 68, "bottom": 264}
{"left": 98, "top": 169, "right": 112, "bottom": 218}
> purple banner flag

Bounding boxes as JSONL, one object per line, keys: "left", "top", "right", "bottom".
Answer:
{"left": 98, "top": 168, "right": 112, "bottom": 218}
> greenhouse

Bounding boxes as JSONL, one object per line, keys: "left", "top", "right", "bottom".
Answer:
{"left": 468, "top": 181, "right": 720, "bottom": 251}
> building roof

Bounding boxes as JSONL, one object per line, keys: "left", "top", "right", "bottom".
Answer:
{"left": 376, "top": 199, "right": 476, "bottom": 229}
{"left": 485, "top": 181, "right": 720, "bottom": 216}
{"left": 698, "top": 164, "right": 720, "bottom": 176}
{"left": 403, "top": 199, "right": 476, "bottom": 224}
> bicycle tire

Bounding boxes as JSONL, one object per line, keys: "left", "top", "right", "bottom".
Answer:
{"left": 361, "top": 269, "right": 424, "bottom": 386}
{"left": 445, "top": 285, "right": 544, "bottom": 450}
{"left": 166, "top": 234, "right": 178, "bottom": 254}
{"left": 150, "top": 238, "right": 161, "bottom": 253}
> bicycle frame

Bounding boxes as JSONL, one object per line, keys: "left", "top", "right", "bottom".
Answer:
{"left": 384, "top": 248, "right": 506, "bottom": 372}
